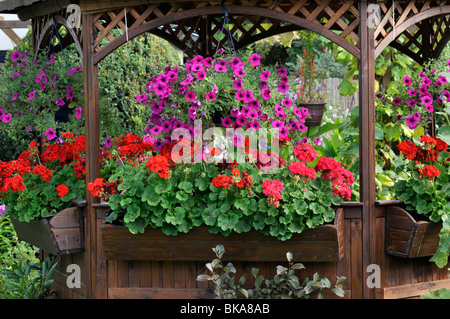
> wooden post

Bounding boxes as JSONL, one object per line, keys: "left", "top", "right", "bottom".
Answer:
{"left": 359, "top": 1, "right": 377, "bottom": 299}
{"left": 82, "top": 13, "right": 101, "bottom": 299}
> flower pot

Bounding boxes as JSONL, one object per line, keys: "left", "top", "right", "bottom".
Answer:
{"left": 10, "top": 206, "right": 84, "bottom": 255}
{"left": 100, "top": 207, "right": 344, "bottom": 262}
{"left": 299, "top": 102, "right": 326, "bottom": 127}
{"left": 385, "top": 205, "right": 441, "bottom": 258}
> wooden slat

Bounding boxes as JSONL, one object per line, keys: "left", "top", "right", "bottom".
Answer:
{"left": 384, "top": 279, "right": 450, "bottom": 299}
{"left": 101, "top": 209, "right": 344, "bottom": 262}
{"left": 108, "top": 287, "right": 215, "bottom": 299}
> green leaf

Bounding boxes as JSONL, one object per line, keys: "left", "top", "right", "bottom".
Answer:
{"left": 178, "top": 181, "right": 193, "bottom": 193}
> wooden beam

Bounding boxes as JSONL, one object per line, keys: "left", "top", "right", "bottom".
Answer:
{"left": 0, "top": 16, "right": 22, "bottom": 44}
{"left": 384, "top": 279, "right": 450, "bottom": 299}
{"left": 82, "top": 13, "right": 101, "bottom": 299}
{"left": 359, "top": 0, "right": 377, "bottom": 299}
{"left": 17, "top": 0, "right": 72, "bottom": 21}
{"left": 0, "top": 19, "right": 30, "bottom": 28}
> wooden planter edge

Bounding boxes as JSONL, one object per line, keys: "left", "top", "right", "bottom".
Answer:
{"left": 100, "top": 207, "right": 344, "bottom": 262}
{"left": 11, "top": 205, "right": 84, "bottom": 255}
{"left": 385, "top": 205, "right": 442, "bottom": 258}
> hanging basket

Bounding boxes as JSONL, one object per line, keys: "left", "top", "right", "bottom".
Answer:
{"left": 10, "top": 206, "right": 84, "bottom": 255}
{"left": 385, "top": 205, "right": 441, "bottom": 258}
{"left": 299, "top": 102, "right": 326, "bottom": 127}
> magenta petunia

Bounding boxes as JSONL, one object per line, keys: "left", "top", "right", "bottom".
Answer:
{"left": 249, "top": 53, "right": 261, "bottom": 67}
{"left": 10, "top": 51, "right": 22, "bottom": 61}
{"left": 2, "top": 113, "right": 11, "bottom": 123}
{"left": 402, "top": 76, "right": 412, "bottom": 86}
{"left": 422, "top": 76, "right": 432, "bottom": 86}
{"left": 407, "top": 89, "right": 418, "bottom": 96}
{"left": 425, "top": 104, "right": 434, "bottom": 112}
{"left": 56, "top": 98, "right": 65, "bottom": 107}
{"left": 235, "top": 90, "right": 245, "bottom": 101}
{"left": 282, "top": 97, "right": 292, "bottom": 108}
{"left": 392, "top": 97, "right": 401, "bottom": 105}
{"left": 260, "top": 70, "right": 271, "bottom": 81}
{"left": 405, "top": 114, "right": 418, "bottom": 130}
{"left": 205, "top": 91, "right": 217, "bottom": 101}
{"left": 420, "top": 95, "right": 433, "bottom": 105}
{"left": 222, "top": 117, "right": 233, "bottom": 127}
{"left": 75, "top": 107, "right": 83, "bottom": 119}
{"left": 243, "top": 89, "right": 254, "bottom": 103}
{"left": 277, "top": 82, "right": 289, "bottom": 93}
{"left": 234, "top": 67, "right": 246, "bottom": 78}
{"left": 406, "top": 99, "right": 417, "bottom": 107}
{"left": 28, "top": 90, "right": 36, "bottom": 101}
{"left": 45, "top": 127, "right": 57, "bottom": 140}
{"left": 248, "top": 120, "right": 261, "bottom": 130}
{"left": 261, "top": 88, "right": 271, "bottom": 100}
{"left": 185, "top": 90, "right": 196, "bottom": 102}
{"left": 233, "top": 79, "right": 243, "bottom": 90}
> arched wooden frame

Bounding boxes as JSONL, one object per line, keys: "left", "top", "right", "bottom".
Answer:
{"left": 35, "top": 14, "right": 83, "bottom": 59}
{"left": 92, "top": 5, "right": 362, "bottom": 65}
{"left": 375, "top": 5, "right": 450, "bottom": 60}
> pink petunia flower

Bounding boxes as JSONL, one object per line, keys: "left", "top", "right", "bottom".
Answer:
{"left": 45, "top": 127, "right": 57, "bottom": 140}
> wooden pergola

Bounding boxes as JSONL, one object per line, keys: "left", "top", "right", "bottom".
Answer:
{"left": 1, "top": 0, "right": 450, "bottom": 299}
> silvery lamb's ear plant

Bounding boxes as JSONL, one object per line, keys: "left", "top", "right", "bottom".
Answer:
{"left": 197, "top": 244, "right": 346, "bottom": 299}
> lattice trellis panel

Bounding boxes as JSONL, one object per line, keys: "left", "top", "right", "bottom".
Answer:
{"left": 374, "top": 0, "right": 450, "bottom": 61}
{"left": 89, "top": 0, "right": 362, "bottom": 63}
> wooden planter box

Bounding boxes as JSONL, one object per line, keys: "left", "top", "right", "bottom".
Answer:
{"left": 385, "top": 206, "right": 441, "bottom": 258}
{"left": 101, "top": 208, "right": 344, "bottom": 262}
{"left": 11, "top": 206, "right": 84, "bottom": 255}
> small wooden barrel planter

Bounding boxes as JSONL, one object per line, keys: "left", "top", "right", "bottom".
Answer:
{"left": 100, "top": 207, "right": 344, "bottom": 262}
{"left": 385, "top": 205, "right": 441, "bottom": 258}
{"left": 11, "top": 204, "right": 84, "bottom": 255}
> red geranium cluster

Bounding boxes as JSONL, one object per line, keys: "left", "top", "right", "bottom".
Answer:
{"left": 293, "top": 143, "right": 317, "bottom": 162}
{"left": 261, "top": 179, "right": 284, "bottom": 208}
{"left": 288, "top": 161, "right": 316, "bottom": 181}
{"left": 87, "top": 178, "right": 121, "bottom": 200}
{"left": 398, "top": 135, "right": 448, "bottom": 163}
{"left": 145, "top": 154, "right": 170, "bottom": 179}
{"left": 212, "top": 168, "right": 252, "bottom": 190}
{"left": 315, "top": 157, "right": 354, "bottom": 200}
{"left": 56, "top": 184, "right": 69, "bottom": 197}
{"left": 397, "top": 135, "right": 448, "bottom": 180}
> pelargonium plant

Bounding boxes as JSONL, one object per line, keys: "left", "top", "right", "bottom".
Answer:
{"left": 376, "top": 57, "right": 450, "bottom": 132}
{"left": 88, "top": 129, "right": 354, "bottom": 239}
{"left": 0, "top": 132, "right": 86, "bottom": 222}
{"left": 393, "top": 135, "right": 450, "bottom": 267}
{"left": 0, "top": 49, "right": 84, "bottom": 140}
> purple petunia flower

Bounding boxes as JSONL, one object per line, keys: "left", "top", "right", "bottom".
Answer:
{"left": 0, "top": 204, "right": 5, "bottom": 216}
{"left": 249, "top": 53, "right": 261, "bottom": 67}
{"left": 2, "top": 113, "right": 11, "bottom": 123}
{"left": 205, "top": 91, "right": 216, "bottom": 101}
{"left": 282, "top": 97, "right": 292, "bottom": 108}
{"left": 261, "top": 88, "right": 271, "bottom": 100}
{"left": 185, "top": 91, "right": 196, "bottom": 102}
{"left": 407, "top": 89, "right": 418, "bottom": 96}
{"left": 222, "top": 117, "right": 233, "bottom": 127}
{"left": 260, "top": 70, "right": 271, "bottom": 81}
{"left": 422, "top": 76, "right": 432, "bottom": 86}
{"left": 75, "top": 107, "right": 82, "bottom": 119}
{"left": 248, "top": 120, "right": 261, "bottom": 130}
{"left": 420, "top": 95, "right": 433, "bottom": 105}
{"left": 233, "top": 79, "right": 243, "bottom": 90}
{"left": 277, "top": 82, "right": 289, "bottom": 93}
{"left": 236, "top": 114, "right": 248, "bottom": 127}
{"left": 405, "top": 114, "right": 418, "bottom": 130}
{"left": 392, "top": 97, "right": 401, "bottom": 105}
{"left": 403, "top": 76, "right": 412, "bottom": 86}
{"left": 104, "top": 136, "right": 112, "bottom": 148}
{"left": 45, "top": 127, "right": 57, "bottom": 140}
{"left": 233, "top": 134, "right": 244, "bottom": 147}
{"left": 10, "top": 51, "right": 22, "bottom": 61}
{"left": 314, "top": 137, "right": 322, "bottom": 146}
{"left": 406, "top": 99, "right": 417, "bottom": 107}
{"left": 56, "top": 98, "right": 65, "bottom": 107}
{"left": 28, "top": 90, "right": 36, "bottom": 101}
